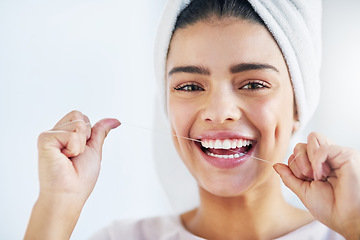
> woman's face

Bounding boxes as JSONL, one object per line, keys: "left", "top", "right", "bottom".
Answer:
{"left": 166, "top": 18, "right": 297, "bottom": 197}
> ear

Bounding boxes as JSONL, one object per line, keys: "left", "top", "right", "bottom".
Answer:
{"left": 292, "top": 100, "right": 299, "bottom": 133}
{"left": 292, "top": 120, "right": 300, "bottom": 133}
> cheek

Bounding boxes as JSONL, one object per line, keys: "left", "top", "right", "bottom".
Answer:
{"left": 168, "top": 96, "right": 200, "bottom": 156}
{"left": 246, "top": 89, "right": 295, "bottom": 160}
{"left": 251, "top": 96, "right": 294, "bottom": 129}
{"left": 245, "top": 88, "right": 295, "bottom": 138}
{"left": 169, "top": 98, "right": 192, "bottom": 134}
{"left": 168, "top": 94, "right": 203, "bottom": 132}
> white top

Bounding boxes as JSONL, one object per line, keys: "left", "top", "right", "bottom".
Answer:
{"left": 89, "top": 215, "right": 344, "bottom": 240}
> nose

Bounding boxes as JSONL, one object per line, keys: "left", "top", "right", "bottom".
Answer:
{"left": 200, "top": 87, "right": 241, "bottom": 124}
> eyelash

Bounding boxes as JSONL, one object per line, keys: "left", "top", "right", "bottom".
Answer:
{"left": 173, "top": 80, "right": 270, "bottom": 92}
{"left": 241, "top": 80, "right": 270, "bottom": 90}
{"left": 173, "top": 82, "right": 205, "bottom": 92}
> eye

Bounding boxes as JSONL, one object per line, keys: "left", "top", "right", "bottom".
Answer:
{"left": 173, "top": 83, "right": 204, "bottom": 92}
{"left": 241, "top": 80, "right": 270, "bottom": 90}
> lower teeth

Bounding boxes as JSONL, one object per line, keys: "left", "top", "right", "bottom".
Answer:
{"left": 207, "top": 152, "right": 245, "bottom": 159}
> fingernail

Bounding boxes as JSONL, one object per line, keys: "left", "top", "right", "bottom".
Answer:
{"left": 273, "top": 163, "right": 281, "bottom": 174}
{"left": 113, "top": 120, "right": 121, "bottom": 128}
{"left": 315, "top": 171, "right": 322, "bottom": 181}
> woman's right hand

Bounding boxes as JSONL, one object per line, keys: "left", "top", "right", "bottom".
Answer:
{"left": 25, "top": 110, "right": 120, "bottom": 240}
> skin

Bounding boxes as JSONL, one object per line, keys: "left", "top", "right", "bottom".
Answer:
{"left": 24, "top": 17, "right": 360, "bottom": 240}
{"left": 166, "top": 18, "right": 312, "bottom": 239}
{"left": 24, "top": 111, "right": 120, "bottom": 240}
{"left": 166, "top": 18, "right": 360, "bottom": 239}
{"left": 167, "top": 18, "right": 295, "bottom": 198}
{"left": 280, "top": 134, "right": 360, "bottom": 239}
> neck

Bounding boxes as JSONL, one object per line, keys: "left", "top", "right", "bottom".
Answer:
{"left": 181, "top": 175, "right": 313, "bottom": 240}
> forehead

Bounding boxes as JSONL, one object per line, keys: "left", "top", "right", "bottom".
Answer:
{"left": 167, "top": 19, "right": 286, "bottom": 73}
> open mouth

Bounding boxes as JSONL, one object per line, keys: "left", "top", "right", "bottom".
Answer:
{"left": 198, "top": 138, "right": 254, "bottom": 159}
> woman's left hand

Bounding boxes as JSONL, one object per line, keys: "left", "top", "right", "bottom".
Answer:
{"left": 274, "top": 132, "right": 360, "bottom": 240}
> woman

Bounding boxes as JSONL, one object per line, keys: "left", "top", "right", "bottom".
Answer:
{"left": 25, "top": 0, "right": 360, "bottom": 239}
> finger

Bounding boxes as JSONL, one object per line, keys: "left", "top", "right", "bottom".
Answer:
{"left": 306, "top": 132, "right": 332, "bottom": 167}
{"left": 53, "top": 120, "right": 90, "bottom": 153}
{"left": 289, "top": 143, "right": 306, "bottom": 166}
{"left": 53, "top": 120, "right": 91, "bottom": 141}
{"left": 288, "top": 156, "right": 308, "bottom": 181}
{"left": 288, "top": 143, "right": 313, "bottom": 181}
{"left": 306, "top": 133, "right": 320, "bottom": 166}
{"left": 87, "top": 118, "right": 121, "bottom": 156}
{"left": 291, "top": 152, "right": 314, "bottom": 181}
{"left": 312, "top": 145, "right": 349, "bottom": 180}
{"left": 306, "top": 133, "right": 333, "bottom": 180}
{"left": 273, "top": 163, "right": 309, "bottom": 201}
{"left": 54, "top": 110, "right": 91, "bottom": 128}
{"left": 38, "top": 130, "right": 87, "bottom": 158}
{"left": 307, "top": 132, "right": 333, "bottom": 145}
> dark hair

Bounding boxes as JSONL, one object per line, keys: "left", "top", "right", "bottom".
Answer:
{"left": 173, "top": 0, "right": 265, "bottom": 33}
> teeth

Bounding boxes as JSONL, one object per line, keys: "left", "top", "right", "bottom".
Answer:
{"left": 223, "top": 139, "right": 231, "bottom": 149}
{"left": 214, "top": 139, "right": 222, "bottom": 149}
{"left": 201, "top": 139, "right": 253, "bottom": 149}
{"left": 237, "top": 140, "right": 243, "bottom": 148}
{"left": 209, "top": 140, "right": 214, "bottom": 148}
{"left": 208, "top": 152, "right": 245, "bottom": 159}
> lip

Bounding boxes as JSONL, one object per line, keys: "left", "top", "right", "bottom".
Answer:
{"left": 193, "top": 131, "right": 256, "bottom": 169}
{"left": 195, "top": 131, "right": 254, "bottom": 141}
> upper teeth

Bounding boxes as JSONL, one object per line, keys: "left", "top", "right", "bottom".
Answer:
{"left": 201, "top": 139, "right": 252, "bottom": 149}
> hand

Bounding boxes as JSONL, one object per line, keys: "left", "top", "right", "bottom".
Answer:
{"left": 274, "top": 132, "right": 360, "bottom": 240}
{"left": 38, "top": 110, "right": 120, "bottom": 201}
{"left": 25, "top": 110, "right": 120, "bottom": 240}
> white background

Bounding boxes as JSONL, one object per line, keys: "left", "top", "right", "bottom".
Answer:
{"left": 0, "top": 0, "right": 359, "bottom": 239}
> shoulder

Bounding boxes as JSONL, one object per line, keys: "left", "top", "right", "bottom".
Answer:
{"left": 276, "top": 220, "right": 345, "bottom": 240}
{"left": 88, "top": 215, "right": 204, "bottom": 240}
{"left": 89, "top": 217, "right": 343, "bottom": 240}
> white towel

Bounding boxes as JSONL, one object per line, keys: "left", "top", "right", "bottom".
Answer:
{"left": 154, "top": 0, "right": 322, "bottom": 127}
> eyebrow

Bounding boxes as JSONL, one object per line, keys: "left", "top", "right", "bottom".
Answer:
{"left": 167, "top": 63, "right": 279, "bottom": 77}
{"left": 168, "top": 66, "right": 210, "bottom": 76}
{"left": 230, "top": 63, "right": 279, "bottom": 73}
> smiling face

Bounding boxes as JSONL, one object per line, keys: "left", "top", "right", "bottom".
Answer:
{"left": 166, "top": 18, "right": 297, "bottom": 197}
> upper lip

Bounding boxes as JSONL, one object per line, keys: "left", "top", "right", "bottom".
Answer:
{"left": 193, "top": 131, "right": 255, "bottom": 141}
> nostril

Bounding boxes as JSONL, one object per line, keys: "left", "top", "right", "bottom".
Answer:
{"left": 200, "top": 103, "right": 242, "bottom": 123}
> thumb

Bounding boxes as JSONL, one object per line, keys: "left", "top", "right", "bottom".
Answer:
{"left": 88, "top": 118, "right": 121, "bottom": 155}
{"left": 273, "top": 163, "right": 308, "bottom": 201}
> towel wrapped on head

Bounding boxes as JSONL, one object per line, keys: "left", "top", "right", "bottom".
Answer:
{"left": 154, "top": 0, "right": 322, "bottom": 128}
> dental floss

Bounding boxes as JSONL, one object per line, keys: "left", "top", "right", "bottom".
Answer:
{"left": 289, "top": 152, "right": 303, "bottom": 167}
{"left": 122, "top": 122, "right": 202, "bottom": 143}
{"left": 122, "top": 122, "right": 276, "bottom": 165}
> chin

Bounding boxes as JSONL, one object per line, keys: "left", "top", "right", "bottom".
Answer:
{"left": 194, "top": 164, "right": 263, "bottom": 198}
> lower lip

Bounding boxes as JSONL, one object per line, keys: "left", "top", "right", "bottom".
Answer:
{"left": 197, "top": 144, "right": 254, "bottom": 169}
